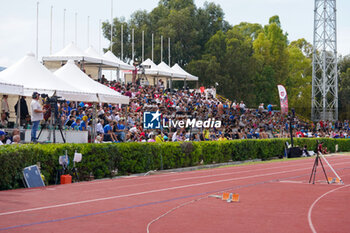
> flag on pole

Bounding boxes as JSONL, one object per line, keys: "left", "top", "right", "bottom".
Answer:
{"left": 277, "top": 85, "right": 288, "bottom": 115}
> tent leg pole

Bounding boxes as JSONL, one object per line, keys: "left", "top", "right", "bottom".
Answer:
{"left": 117, "top": 68, "right": 120, "bottom": 82}
{"left": 98, "top": 65, "right": 102, "bottom": 82}
{"left": 92, "top": 102, "right": 97, "bottom": 143}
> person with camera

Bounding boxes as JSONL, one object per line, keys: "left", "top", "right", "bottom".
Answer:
{"left": 30, "top": 92, "right": 45, "bottom": 142}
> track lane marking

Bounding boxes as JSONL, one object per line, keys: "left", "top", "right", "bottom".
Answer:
{"left": 308, "top": 184, "right": 350, "bottom": 233}
{"left": 1, "top": 160, "right": 350, "bottom": 217}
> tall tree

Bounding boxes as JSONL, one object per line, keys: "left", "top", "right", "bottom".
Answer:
{"left": 338, "top": 55, "right": 350, "bottom": 120}
{"left": 285, "top": 42, "right": 312, "bottom": 117}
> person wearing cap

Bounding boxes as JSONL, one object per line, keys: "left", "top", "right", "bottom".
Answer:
{"left": 0, "top": 130, "right": 5, "bottom": 145}
{"left": 71, "top": 117, "right": 81, "bottom": 130}
{"left": 30, "top": 92, "right": 45, "bottom": 142}
{"left": 79, "top": 116, "right": 88, "bottom": 131}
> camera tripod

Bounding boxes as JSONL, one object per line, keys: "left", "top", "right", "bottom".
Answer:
{"left": 309, "top": 151, "right": 329, "bottom": 184}
{"left": 37, "top": 105, "right": 66, "bottom": 143}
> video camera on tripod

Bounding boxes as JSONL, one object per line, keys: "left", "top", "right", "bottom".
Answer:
{"left": 37, "top": 94, "right": 66, "bottom": 143}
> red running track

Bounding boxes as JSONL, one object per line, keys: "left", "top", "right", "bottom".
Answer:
{"left": 0, "top": 155, "right": 350, "bottom": 233}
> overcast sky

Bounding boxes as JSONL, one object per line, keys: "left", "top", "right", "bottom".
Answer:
{"left": 1, "top": 0, "right": 349, "bottom": 67}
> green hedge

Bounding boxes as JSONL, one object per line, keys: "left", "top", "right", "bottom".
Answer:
{"left": 0, "top": 138, "right": 349, "bottom": 190}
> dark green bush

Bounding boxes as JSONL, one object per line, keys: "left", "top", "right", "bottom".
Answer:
{"left": 0, "top": 138, "right": 349, "bottom": 190}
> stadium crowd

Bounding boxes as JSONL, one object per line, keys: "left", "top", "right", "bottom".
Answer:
{"left": 1, "top": 79, "right": 350, "bottom": 144}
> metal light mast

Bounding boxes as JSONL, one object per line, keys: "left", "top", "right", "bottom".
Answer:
{"left": 311, "top": 0, "right": 338, "bottom": 121}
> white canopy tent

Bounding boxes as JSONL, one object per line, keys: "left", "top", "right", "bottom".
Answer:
{"left": 123, "top": 58, "right": 172, "bottom": 86}
{"left": 0, "top": 80, "right": 23, "bottom": 95}
{"left": 84, "top": 46, "right": 123, "bottom": 69}
{"left": 54, "top": 60, "right": 129, "bottom": 104}
{"left": 0, "top": 53, "right": 95, "bottom": 102}
{"left": 157, "top": 62, "right": 186, "bottom": 80}
{"left": 43, "top": 43, "right": 121, "bottom": 80}
{"left": 43, "top": 42, "right": 101, "bottom": 64}
{"left": 103, "top": 51, "right": 134, "bottom": 70}
{"left": 141, "top": 59, "right": 171, "bottom": 77}
{"left": 172, "top": 63, "right": 198, "bottom": 81}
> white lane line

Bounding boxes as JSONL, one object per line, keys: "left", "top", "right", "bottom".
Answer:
{"left": 172, "top": 163, "right": 312, "bottom": 181}
{"left": 279, "top": 180, "right": 304, "bottom": 183}
{"left": 1, "top": 161, "right": 349, "bottom": 217}
{"left": 0, "top": 166, "right": 313, "bottom": 217}
{"left": 172, "top": 157, "right": 350, "bottom": 182}
{"left": 16, "top": 158, "right": 322, "bottom": 194}
{"left": 308, "top": 184, "right": 350, "bottom": 233}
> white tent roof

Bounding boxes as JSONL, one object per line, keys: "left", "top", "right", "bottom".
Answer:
{"left": 0, "top": 80, "right": 23, "bottom": 95}
{"left": 172, "top": 63, "right": 198, "bottom": 81}
{"left": 140, "top": 59, "right": 171, "bottom": 77}
{"left": 43, "top": 42, "right": 101, "bottom": 64}
{"left": 84, "top": 46, "right": 104, "bottom": 60}
{"left": 0, "top": 53, "right": 94, "bottom": 101}
{"left": 157, "top": 62, "right": 186, "bottom": 79}
{"left": 103, "top": 51, "right": 134, "bottom": 70}
{"left": 54, "top": 60, "right": 129, "bottom": 104}
{"left": 84, "top": 46, "right": 120, "bottom": 68}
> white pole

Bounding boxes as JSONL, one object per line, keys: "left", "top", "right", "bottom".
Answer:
{"left": 99, "top": 19, "right": 102, "bottom": 53}
{"left": 50, "top": 5, "right": 53, "bottom": 55}
{"left": 36, "top": 2, "right": 39, "bottom": 59}
{"left": 161, "top": 35, "right": 163, "bottom": 62}
{"left": 142, "top": 30, "right": 144, "bottom": 62}
{"left": 110, "top": 0, "right": 113, "bottom": 51}
{"left": 110, "top": 0, "right": 113, "bottom": 82}
{"left": 152, "top": 33, "right": 154, "bottom": 61}
{"left": 75, "top": 12, "right": 77, "bottom": 45}
{"left": 121, "top": 24, "right": 123, "bottom": 59}
{"left": 132, "top": 28, "right": 134, "bottom": 61}
{"left": 87, "top": 16, "right": 90, "bottom": 47}
{"left": 168, "top": 37, "right": 171, "bottom": 66}
{"left": 63, "top": 8, "right": 66, "bottom": 47}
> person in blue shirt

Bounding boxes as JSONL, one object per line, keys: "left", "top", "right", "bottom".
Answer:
{"left": 70, "top": 117, "right": 80, "bottom": 130}
{"left": 117, "top": 119, "right": 126, "bottom": 142}
{"left": 79, "top": 116, "right": 88, "bottom": 131}
{"left": 103, "top": 121, "right": 118, "bottom": 142}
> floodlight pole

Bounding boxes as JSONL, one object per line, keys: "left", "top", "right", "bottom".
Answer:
{"left": 160, "top": 35, "right": 163, "bottom": 62}
{"left": 142, "top": 30, "right": 144, "bottom": 62}
{"left": 132, "top": 28, "right": 135, "bottom": 61}
{"left": 87, "top": 16, "right": 90, "bottom": 47}
{"left": 36, "top": 2, "right": 39, "bottom": 59}
{"left": 121, "top": 24, "right": 124, "bottom": 59}
{"left": 63, "top": 8, "right": 66, "bottom": 47}
{"left": 168, "top": 37, "right": 171, "bottom": 66}
{"left": 50, "top": 6, "right": 53, "bottom": 55}
{"left": 110, "top": 0, "right": 113, "bottom": 51}
{"left": 75, "top": 12, "right": 77, "bottom": 45}
{"left": 152, "top": 33, "right": 154, "bottom": 61}
{"left": 99, "top": 19, "right": 101, "bottom": 53}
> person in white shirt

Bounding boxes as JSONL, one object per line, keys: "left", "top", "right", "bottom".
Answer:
{"left": 30, "top": 92, "right": 45, "bottom": 142}
{"left": 95, "top": 119, "right": 104, "bottom": 135}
